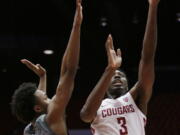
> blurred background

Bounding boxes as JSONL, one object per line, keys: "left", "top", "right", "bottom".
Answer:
{"left": 0, "top": 0, "right": 180, "bottom": 134}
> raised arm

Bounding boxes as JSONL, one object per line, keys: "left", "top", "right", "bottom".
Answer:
{"left": 60, "top": 0, "right": 82, "bottom": 76}
{"left": 80, "top": 35, "right": 122, "bottom": 123}
{"left": 46, "top": 0, "right": 83, "bottom": 127}
{"left": 130, "top": 0, "right": 160, "bottom": 115}
{"left": 21, "top": 59, "right": 47, "bottom": 92}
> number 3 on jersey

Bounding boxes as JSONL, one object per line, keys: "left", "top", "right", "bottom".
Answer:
{"left": 117, "top": 117, "right": 128, "bottom": 135}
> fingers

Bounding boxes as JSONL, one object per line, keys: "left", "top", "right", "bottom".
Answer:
{"left": 21, "top": 59, "right": 29, "bottom": 64}
{"left": 117, "top": 48, "right": 121, "bottom": 57}
{"left": 77, "top": 3, "right": 82, "bottom": 14}
{"left": 21, "top": 59, "right": 38, "bottom": 71}
{"left": 36, "top": 64, "right": 45, "bottom": 71}
{"left": 105, "top": 34, "right": 122, "bottom": 69}
{"left": 108, "top": 34, "right": 114, "bottom": 50}
{"left": 105, "top": 34, "right": 114, "bottom": 52}
{"left": 105, "top": 35, "right": 111, "bottom": 51}
{"left": 76, "top": 0, "right": 82, "bottom": 8}
{"left": 77, "top": 1, "right": 82, "bottom": 13}
{"left": 21, "top": 59, "right": 34, "bottom": 67}
{"left": 74, "top": 0, "right": 83, "bottom": 26}
{"left": 36, "top": 64, "right": 41, "bottom": 69}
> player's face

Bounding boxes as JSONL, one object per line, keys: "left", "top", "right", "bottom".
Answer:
{"left": 108, "top": 70, "right": 128, "bottom": 98}
{"left": 34, "top": 90, "right": 51, "bottom": 113}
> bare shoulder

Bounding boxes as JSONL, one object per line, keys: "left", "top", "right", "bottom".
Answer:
{"left": 129, "top": 82, "right": 139, "bottom": 101}
{"left": 129, "top": 83, "right": 148, "bottom": 115}
{"left": 46, "top": 96, "right": 65, "bottom": 121}
{"left": 45, "top": 98, "right": 68, "bottom": 135}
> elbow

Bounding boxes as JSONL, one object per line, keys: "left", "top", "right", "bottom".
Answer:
{"left": 80, "top": 109, "right": 94, "bottom": 123}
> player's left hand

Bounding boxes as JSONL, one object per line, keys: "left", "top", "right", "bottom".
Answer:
{"left": 21, "top": 59, "right": 46, "bottom": 77}
{"left": 73, "top": 0, "right": 83, "bottom": 27}
{"left": 105, "top": 34, "right": 122, "bottom": 70}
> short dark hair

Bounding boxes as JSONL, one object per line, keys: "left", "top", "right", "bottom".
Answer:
{"left": 11, "top": 82, "right": 37, "bottom": 123}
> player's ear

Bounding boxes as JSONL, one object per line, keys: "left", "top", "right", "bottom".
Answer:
{"left": 34, "top": 105, "right": 42, "bottom": 113}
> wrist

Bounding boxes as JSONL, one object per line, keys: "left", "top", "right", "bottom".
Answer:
{"left": 149, "top": 3, "right": 159, "bottom": 8}
{"left": 39, "top": 74, "right": 46, "bottom": 78}
{"left": 105, "top": 66, "right": 116, "bottom": 72}
{"left": 73, "top": 23, "right": 82, "bottom": 29}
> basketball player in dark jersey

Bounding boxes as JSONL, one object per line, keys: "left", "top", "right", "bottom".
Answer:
{"left": 11, "top": 0, "right": 83, "bottom": 135}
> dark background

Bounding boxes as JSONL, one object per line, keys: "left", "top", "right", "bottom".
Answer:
{"left": 0, "top": 0, "right": 180, "bottom": 135}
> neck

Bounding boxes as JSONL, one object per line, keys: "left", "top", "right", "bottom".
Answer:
{"left": 108, "top": 94, "right": 121, "bottom": 99}
{"left": 31, "top": 114, "right": 40, "bottom": 126}
{"left": 31, "top": 119, "right": 36, "bottom": 126}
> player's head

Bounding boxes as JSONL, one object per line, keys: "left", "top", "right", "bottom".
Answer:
{"left": 107, "top": 69, "right": 128, "bottom": 99}
{"left": 11, "top": 82, "right": 50, "bottom": 123}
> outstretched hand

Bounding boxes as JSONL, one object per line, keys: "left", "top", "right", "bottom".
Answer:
{"left": 105, "top": 34, "right": 122, "bottom": 70}
{"left": 21, "top": 59, "right": 46, "bottom": 77}
{"left": 73, "top": 0, "right": 83, "bottom": 27}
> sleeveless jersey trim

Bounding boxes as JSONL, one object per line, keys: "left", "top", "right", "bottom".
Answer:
{"left": 122, "top": 92, "right": 146, "bottom": 120}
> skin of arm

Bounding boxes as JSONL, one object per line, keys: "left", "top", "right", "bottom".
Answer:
{"left": 21, "top": 59, "right": 47, "bottom": 92}
{"left": 45, "top": 0, "right": 83, "bottom": 134}
{"left": 130, "top": 0, "right": 160, "bottom": 115}
{"left": 80, "top": 34, "right": 122, "bottom": 123}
